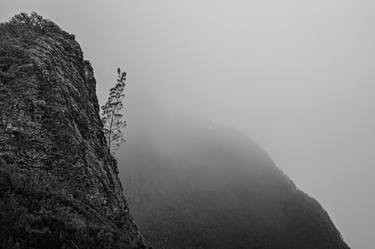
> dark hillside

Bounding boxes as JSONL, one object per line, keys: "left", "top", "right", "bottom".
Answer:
{"left": 120, "top": 116, "right": 350, "bottom": 249}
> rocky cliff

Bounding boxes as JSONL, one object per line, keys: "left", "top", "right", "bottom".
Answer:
{"left": 0, "top": 13, "right": 146, "bottom": 249}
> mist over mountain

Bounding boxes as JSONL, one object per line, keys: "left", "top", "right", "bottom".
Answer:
{"left": 0, "top": 9, "right": 355, "bottom": 249}
{"left": 118, "top": 91, "right": 350, "bottom": 249}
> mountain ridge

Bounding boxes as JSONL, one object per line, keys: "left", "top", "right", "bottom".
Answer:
{"left": 120, "top": 115, "right": 350, "bottom": 249}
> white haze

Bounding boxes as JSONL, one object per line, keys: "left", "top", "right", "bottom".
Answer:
{"left": 1, "top": 1, "right": 375, "bottom": 249}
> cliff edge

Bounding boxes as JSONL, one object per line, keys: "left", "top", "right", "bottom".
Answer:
{"left": 0, "top": 13, "right": 146, "bottom": 249}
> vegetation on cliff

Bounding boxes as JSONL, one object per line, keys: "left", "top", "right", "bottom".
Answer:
{"left": 0, "top": 13, "right": 146, "bottom": 249}
{"left": 101, "top": 68, "right": 127, "bottom": 155}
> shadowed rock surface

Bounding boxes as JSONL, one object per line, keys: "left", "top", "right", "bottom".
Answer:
{"left": 120, "top": 114, "right": 351, "bottom": 249}
{"left": 0, "top": 13, "right": 146, "bottom": 249}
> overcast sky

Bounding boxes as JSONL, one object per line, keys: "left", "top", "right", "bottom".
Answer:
{"left": 1, "top": 1, "right": 375, "bottom": 248}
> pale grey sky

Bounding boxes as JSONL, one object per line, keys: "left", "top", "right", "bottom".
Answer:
{"left": 1, "top": 1, "right": 374, "bottom": 249}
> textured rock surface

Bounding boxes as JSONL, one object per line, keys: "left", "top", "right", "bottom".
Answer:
{"left": 0, "top": 13, "right": 147, "bottom": 249}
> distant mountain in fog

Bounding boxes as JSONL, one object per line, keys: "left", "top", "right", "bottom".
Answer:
{"left": 119, "top": 111, "right": 350, "bottom": 249}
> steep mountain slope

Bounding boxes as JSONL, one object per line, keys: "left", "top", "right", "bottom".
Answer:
{"left": 120, "top": 114, "right": 350, "bottom": 249}
{"left": 0, "top": 13, "right": 146, "bottom": 249}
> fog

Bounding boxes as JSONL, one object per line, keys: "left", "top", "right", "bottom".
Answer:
{"left": 1, "top": 1, "right": 375, "bottom": 248}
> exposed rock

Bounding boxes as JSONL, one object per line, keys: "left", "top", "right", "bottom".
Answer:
{"left": 0, "top": 13, "right": 147, "bottom": 249}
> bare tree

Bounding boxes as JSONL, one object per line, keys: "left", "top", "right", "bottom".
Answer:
{"left": 101, "top": 68, "right": 127, "bottom": 154}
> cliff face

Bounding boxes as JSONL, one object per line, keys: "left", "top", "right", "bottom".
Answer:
{"left": 0, "top": 13, "right": 146, "bottom": 249}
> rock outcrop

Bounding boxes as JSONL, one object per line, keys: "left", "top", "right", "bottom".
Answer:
{"left": 0, "top": 13, "right": 146, "bottom": 249}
